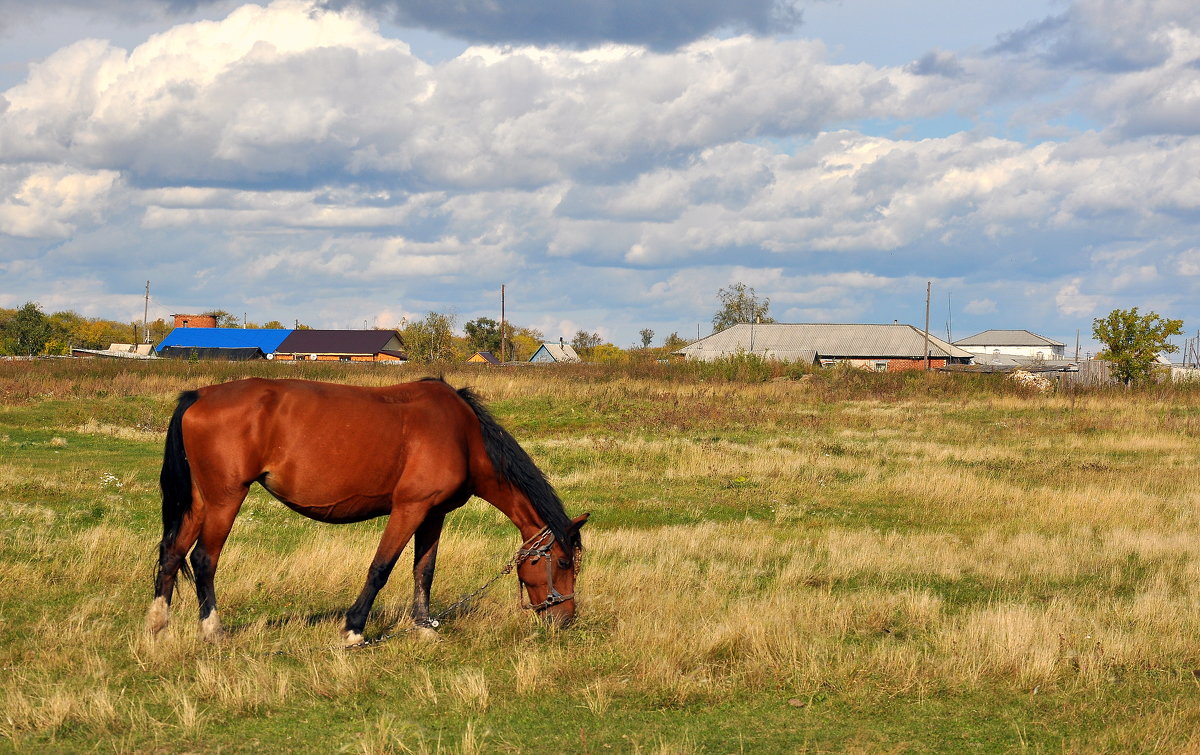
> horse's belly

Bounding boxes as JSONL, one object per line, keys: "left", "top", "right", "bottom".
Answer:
{"left": 260, "top": 476, "right": 393, "bottom": 524}
{"left": 280, "top": 496, "right": 391, "bottom": 524}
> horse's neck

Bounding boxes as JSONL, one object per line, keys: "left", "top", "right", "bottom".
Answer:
{"left": 487, "top": 490, "right": 546, "bottom": 541}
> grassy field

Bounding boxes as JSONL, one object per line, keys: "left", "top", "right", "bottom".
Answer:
{"left": 2, "top": 359, "right": 1200, "bottom": 753}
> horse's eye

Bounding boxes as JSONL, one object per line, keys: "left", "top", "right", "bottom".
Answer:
{"left": 557, "top": 558, "right": 571, "bottom": 570}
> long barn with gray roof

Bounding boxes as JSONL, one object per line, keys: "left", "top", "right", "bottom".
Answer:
{"left": 676, "top": 323, "right": 973, "bottom": 371}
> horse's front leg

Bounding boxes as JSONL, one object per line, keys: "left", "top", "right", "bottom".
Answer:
{"left": 410, "top": 511, "right": 448, "bottom": 628}
{"left": 342, "top": 507, "right": 425, "bottom": 646}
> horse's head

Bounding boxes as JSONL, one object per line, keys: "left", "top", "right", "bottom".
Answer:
{"left": 516, "top": 513, "right": 589, "bottom": 626}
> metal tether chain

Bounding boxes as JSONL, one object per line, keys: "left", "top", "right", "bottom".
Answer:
{"left": 347, "top": 528, "right": 552, "bottom": 650}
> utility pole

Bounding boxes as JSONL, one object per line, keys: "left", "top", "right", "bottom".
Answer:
{"left": 923, "top": 281, "right": 931, "bottom": 371}
{"left": 143, "top": 281, "right": 150, "bottom": 343}
{"left": 1075, "top": 329, "right": 1080, "bottom": 362}
{"left": 945, "top": 290, "right": 952, "bottom": 343}
{"left": 500, "top": 284, "right": 507, "bottom": 362}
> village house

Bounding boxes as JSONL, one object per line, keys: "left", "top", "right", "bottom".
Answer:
{"left": 273, "top": 330, "right": 406, "bottom": 362}
{"left": 676, "top": 323, "right": 973, "bottom": 371}
{"left": 154, "top": 328, "right": 406, "bottom": 362}
{"left": 530, "top": 341, "right": 581, "bottom": 363}
{"left": 466, "top": 351, "right": 501, "bottom": 365}
{"left": 953, "top": 329, "right": 1066, "bottom": 361}
{"left": 155, "top": 328, "right": 291, "bottom": 360}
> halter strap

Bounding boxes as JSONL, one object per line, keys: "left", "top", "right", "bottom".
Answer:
{"left": 515, "top": 527, "right": 576, "bottom": 610}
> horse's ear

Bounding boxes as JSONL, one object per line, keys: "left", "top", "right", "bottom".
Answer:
{"left": 569, "top": 512, "right": 590, "bottom": 532}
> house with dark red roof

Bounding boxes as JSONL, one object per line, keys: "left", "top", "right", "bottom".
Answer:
{"left": 275, "top": 330, "right": 407, "bottom": 362}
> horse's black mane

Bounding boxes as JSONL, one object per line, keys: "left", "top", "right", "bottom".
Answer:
{"left": 434, "top": 379, "right": 579, "bottom": 552}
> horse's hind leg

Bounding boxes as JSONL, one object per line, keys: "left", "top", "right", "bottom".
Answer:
{"left": 189, "top": 487, "right": 247, "bottom": 641}
{"left": 146, "top": 513, "right": 203, "bottom": 635}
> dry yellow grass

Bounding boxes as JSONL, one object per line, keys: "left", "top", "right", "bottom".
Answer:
{"left": 4, "top": 360, "right": 1200, "bottom": 750}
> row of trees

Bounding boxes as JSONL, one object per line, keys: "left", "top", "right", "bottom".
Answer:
{"left": 0, "top": 302, "right": 173, "bottom": 356}
{"left": 402, "top": 313, "right": 688, "bottom": 363}
{"left": 368, "top": 283, "right": 763, "bottom": 363}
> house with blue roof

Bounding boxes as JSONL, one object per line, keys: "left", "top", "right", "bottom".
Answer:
{"left": 155, "top": 328, "right": 292, "bottom": 360}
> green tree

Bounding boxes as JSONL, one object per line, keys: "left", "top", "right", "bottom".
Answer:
{"left": 148, "top": 318, "right": 171, "bottom": 344}
{"left": 9, "top": 301, "right": 52, "bottom": 356}
{"left": 662, "top": 332, "right": 688, "bottom": 353}
{"left": 1092, "top": 307, "right": 1184, "bottom": 385}
{"left": 205, "top": 310, "right": 240, "bottom": 328}
{"left": 571, "top": 330, "right": 603, "bottom": 360}
{"left": 45, "top": 310, "right": 85, "bottom": 354}
{"left": 592, "top": 343, "right": 626, "bottom": 364}
{"left": 463, "top": 317, "right": 502, "bottom": 354}
{"left": 639, "top": 328, "right": 655, "bottom": 348}
{"left": 712, "top": 282, "right": 774, "bottom": 332}
{"left": 509, "top": 326, "right": 543, "bottom": 361}
{"left": 403, "top": 312, "right": 458, "bottom": 363}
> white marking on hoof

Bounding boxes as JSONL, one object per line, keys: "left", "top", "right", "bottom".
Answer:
{"left": 144, "top": 597, "right": 170, "bottom": 636}
{"left": 200, "top": 611, "right": 223, "bottom": 642}
{"left": 413, "top": 627, "right": 440, "bottom": 643}
{"left": 342, "top": 630, "right": 365, "bottom": 647}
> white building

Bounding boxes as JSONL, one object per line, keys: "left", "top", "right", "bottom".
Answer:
{"left": 676, "top": 323, "right": 973, "bottom": 371}
{"left": 953, "top": 330, "right": 1066, "bottom": 361}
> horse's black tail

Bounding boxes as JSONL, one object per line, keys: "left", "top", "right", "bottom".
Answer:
{"left": 158, "top": 390, "right": 200, "bottom": 584}
{"left": 456, "top": 386, "right": 579, "bottom": 552}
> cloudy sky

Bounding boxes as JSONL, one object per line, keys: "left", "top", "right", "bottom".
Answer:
{"left": 1, "top": 0, "right": 1197, "bottom": 350}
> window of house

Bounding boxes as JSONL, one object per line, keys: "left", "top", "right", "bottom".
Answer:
{"left": 873, "top": 361, "right": 887, "bottom": 372}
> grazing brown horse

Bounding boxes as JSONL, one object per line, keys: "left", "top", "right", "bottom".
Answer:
{"left": 144, "top": 377, "right": 587, "bottom": 645}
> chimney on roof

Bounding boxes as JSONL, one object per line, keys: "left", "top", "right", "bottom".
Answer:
{"left": 560, "top": 336, "right": 564, "bottom": 347}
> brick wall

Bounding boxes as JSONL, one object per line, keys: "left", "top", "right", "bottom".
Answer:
{"left": 172, "top": 314, "right": 217, "bottom": 328}
{"left": 886, "top": 358, "right": 947, "bottom": 372}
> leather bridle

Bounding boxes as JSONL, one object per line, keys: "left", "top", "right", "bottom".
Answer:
{"left": 514, "top": 526, "right": 578, "bottom": 611}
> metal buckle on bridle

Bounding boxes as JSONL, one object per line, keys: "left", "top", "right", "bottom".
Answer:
{"left": 515, "top": 527, "right": 576, "bottom": 611}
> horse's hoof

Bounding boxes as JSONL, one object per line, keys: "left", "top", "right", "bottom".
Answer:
{"left": 342, "top": 630, "right": 365, "bottom": 647}
{"left": 144, "top": 596, "right": 170, "bottom": 636}
{"left": 413, "top": 627, "right": 440, "bottom": 643}
{"left": 200, "top": 612, "right": 224, "bottom": 643}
